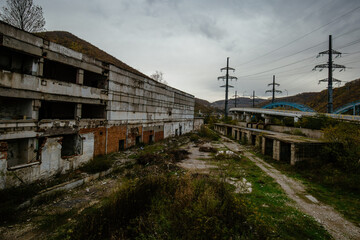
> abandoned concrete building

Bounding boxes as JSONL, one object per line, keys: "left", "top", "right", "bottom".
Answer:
{"left": 0, "top": 21, "right": 197, "bottom": 189}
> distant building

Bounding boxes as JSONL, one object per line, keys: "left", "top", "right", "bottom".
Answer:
{"left": 0, "top": 21, "right": 195, "bottom": 189}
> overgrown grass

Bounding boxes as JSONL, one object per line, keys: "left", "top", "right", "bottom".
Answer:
{"left": 262, "top": 155, "right": 360, "bottom": 225}
{"left": 79, "top": 154, "right": 116, "bottom": 174}
{"left": 53, "top": 174, "right": 272, "bottom": 240}
{"left": 210, "top": 152, "right": 332, "bottom": 239}
{"left": 198, "top": 125, "right": 220, "bottom": 141}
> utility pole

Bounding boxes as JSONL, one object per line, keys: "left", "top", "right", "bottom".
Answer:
{"left": 232, "top": 90, "right": 239, "bottom": 108}
{"left": 313, "top": 35, "right": 345, "bottom": 113}
{"left": 218, "top": 57, "right": 237, "bottom": 118}
{"left": 266, "top": 75, "right": 282, "bottom": 103}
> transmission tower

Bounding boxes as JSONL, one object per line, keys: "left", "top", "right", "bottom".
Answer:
{"left": 266, "top": 75, "right": 282, "bottom": 103}
{"left": 218, "top": 57, "right": 237, "bottom": 117}
{"left": 313, "top": 35, "right": 345, "bottom": 113}
{"left": 232, "top": 90, "right": 239, "bottom": 108}
{"left": 250, "top": 90, "right": 257, "bottom": 108}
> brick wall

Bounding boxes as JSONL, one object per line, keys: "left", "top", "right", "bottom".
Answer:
{"left": 107, "top": 126, "right": 127, "bottom": 153}
{"left": 0, "top": 142, "right": 8, "bottom": 160}
{"left": 155, "top": 131, "right": 164, "bottom": 142}
{"left": 79, "top": 127, "right": 106, "bottom": 156}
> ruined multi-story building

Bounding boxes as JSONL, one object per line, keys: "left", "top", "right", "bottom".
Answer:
{"left": 0, "top": 21, "right": 195, "bottom": 189}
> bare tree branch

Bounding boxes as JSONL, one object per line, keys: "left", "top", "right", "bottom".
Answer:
{"left": 150, "top": 70, "right": 168, "bottom": 85}
{"left": 0, "top": 0, "right": 45, "bottom": 32}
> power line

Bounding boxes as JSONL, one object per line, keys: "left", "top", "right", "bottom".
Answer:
{"left": 239, "top": 5, "right": 360, "bottom": 66}
{"left": 239, "top": 55, "right": 315, "bottom": 78}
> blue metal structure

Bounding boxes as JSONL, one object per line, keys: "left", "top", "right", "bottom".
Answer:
{"left": 333, "top": 100, "right": 360, "bottom": 115}
{"left": 262, "top": 102, "right": 316, "bottom": 112}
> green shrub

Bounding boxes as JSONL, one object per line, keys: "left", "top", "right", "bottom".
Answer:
{"left": 295, "top": 114, "right": 339, "bottom": 130}
{"left": 292, "top": 129, "right": 306, "bottom": 137}
{"left": 322, "top": 122, "right": 360, "bottom": 172}
{"left": 283, "top": 117, "right": 294, "bottom": 127}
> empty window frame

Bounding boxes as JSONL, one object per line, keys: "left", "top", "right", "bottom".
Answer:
{"left": 39, "top": 101, "right": 76, "bottom": 120}
{"left": 81, "top": 104, "right": 106, "bottom": 119}
{"left": 0, "top": 46, "right": 39, "bottom": 75}
{"left": 61, "top": 134, "right": 82, "bottom": 158}
{"left": 43, "top": 59, "right": 77, "bottom": 83}
{"left": 83, "top": 70, "right": 107, "bottom": 89}
{"left": 7, "top": 138, "right": 38, "bottom": 168}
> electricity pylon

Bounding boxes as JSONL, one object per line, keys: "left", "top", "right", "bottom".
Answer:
{"left": 232, "top": 90, "right": 239, "bottom": 107}
{"left": 266, "top": 75, "right": 282, "bottom": 103}
{"left": 250, "top": 90, "right": 257, "bottom": 108}
{"left": 313, "top": 35, "right": 345, "bottom": 113}
{"left": 218, "top": 57, "right": 237, "bottom": 117}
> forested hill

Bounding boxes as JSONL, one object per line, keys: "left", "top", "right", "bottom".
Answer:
{"left": 258, "top": 78, "right": 360, "bottom": 112}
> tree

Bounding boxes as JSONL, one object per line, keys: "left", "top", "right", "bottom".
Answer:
{"left": 150, "top": 70, "right": 168, "bottom": 85}
{"left": 0, "top": 0, "right": 45, "bottom": 32}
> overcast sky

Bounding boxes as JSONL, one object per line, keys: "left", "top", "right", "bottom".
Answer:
{"left": 7, "top": 0, "right": 360, "bottom": 102}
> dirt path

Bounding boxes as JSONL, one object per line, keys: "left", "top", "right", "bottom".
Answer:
{"left": 221, "top": 137, "right": 360, "bottom": 240}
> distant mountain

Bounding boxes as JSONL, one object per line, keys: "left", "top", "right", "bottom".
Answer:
{"left": 194, "top": 98, "right": 221, "bottom": 116}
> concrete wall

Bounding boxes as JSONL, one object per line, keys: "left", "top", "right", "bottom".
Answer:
{"left": 267, "top": 125, "right": 323, "bottom": 139}
{"left": 0, "top": 21, "right": 195, "bottom": 189}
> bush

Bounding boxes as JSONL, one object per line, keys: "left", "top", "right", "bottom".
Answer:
{"left": 295, "top": 114, "right": 339, "bottom": 130}
{"left": 322, "top": 122, "right": 360, "bottom": 172}
{"left": 64, "top": 175, "right": 271, "bottom": 239}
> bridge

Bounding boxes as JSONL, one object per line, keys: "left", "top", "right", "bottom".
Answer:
{"left": 229, "top": 107, "right": 360, "bottom": 123}
{"left": 262, "top": 101, "right": 360, "bottom": 115}
{"left": 262, "top": 102, "right": 316, "bottom": 112}
{"left": 333, "top": 100, "right": 360, "bottom": 115}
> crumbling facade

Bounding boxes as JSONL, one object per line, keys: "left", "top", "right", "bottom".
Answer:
{"left": 0, "top": 21, "right": 195, "bottom": 189}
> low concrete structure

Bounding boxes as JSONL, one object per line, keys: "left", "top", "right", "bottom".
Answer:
{"left": 0, "top": 21, "right": 198, "bottom": 189}
{"left": 214, "top": 123, "right": 326, "bottom": 165}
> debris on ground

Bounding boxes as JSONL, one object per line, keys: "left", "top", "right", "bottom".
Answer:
{"left": 226, "top": 177, "right": 252, "bottom": 194}
{"left": 199, "top": 146, "right": 217, "bottom": 153}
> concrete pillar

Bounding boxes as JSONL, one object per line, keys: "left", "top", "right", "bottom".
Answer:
{"left": 247, "top": 131, "right": 252, "bottom": 143}
{"left": 75, "top": 104, "right": 82, "bottom": 119}
{"left": 245, "top": 114, "right": 251, "bottom": 123}
{"left": 255, "top": 136, "right": 261, "bottom": 148}
{"left": 37, "top": 57, "right": 44, "bottom": 76}
{"left": 264, "top": 115, "right": 271, "bottom": 124}
{"left": 294, "top": 117, "right": 299, "bottom": 123}
{"left": 290, "top": 143, "right": 297, "bottom": 165}
{"left": 273, "top": 140, "right": 281, "bottom": 161}
{"left": 76, "top": 69, "right": 84, "bottom": 85}
{"left": 32, "top": 100, "right": 41, "bottom": 120}
{"left": 261, "top": 137, "right": 266, "bottom": 154}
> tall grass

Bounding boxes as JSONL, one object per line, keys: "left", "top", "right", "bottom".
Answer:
{"left": 60, "top": 174, "right": 271, "bottom": 240}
